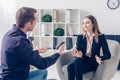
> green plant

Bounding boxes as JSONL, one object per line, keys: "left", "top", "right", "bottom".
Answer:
{"left": 42, "top": 14, "right": 52, "bottom": 22}
{"left": 54, "top": 28, "right": 64, "bottom": 36}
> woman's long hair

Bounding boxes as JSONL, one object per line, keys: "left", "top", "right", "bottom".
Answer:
{"left": 82, "top": 15, "right": 101, "bottom": 43}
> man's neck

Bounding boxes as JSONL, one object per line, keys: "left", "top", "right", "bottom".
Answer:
{"left": 19, "top": 28, "right": 27, "bottom": 34}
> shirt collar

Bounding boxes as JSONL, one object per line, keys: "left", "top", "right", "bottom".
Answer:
{"left": 12, "top": 24, "right": 27, "bottom": 37}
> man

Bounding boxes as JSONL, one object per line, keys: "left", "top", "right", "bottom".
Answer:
{"left": 0, "top": 7, "right": 65, "bottom": 80}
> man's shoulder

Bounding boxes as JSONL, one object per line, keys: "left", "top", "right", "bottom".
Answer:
{"left": 3, "top": 30, "right": 27, "bottom": 45}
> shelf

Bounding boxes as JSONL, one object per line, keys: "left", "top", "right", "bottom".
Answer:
{"left": 40, "top": 37, "right": 53, "bottom": 49}
{"left": 66, "top": 9, "right": 80, "bottom": 23}
{"left": 30, "top": 9, "right": 86, "bottom": 54}
{"left": 53, "top": 37, "right": 65, "bottom": 50}
{"left": 40, "top": 23, "right": 53, "bottom": 36}
{"left": 40, "top": 9, "right": 53, "bottom": 22}
{"left": 32, "top": 23, "right": 39, "bottom": 36}
{"left": 66, "top": 24, "right": 80, "bottom": 36}
{"left": 53, "top": 9, "right": 66, "bottom": 23}
{"left": 32, "top": 37, "right": 40, "bottom": 49}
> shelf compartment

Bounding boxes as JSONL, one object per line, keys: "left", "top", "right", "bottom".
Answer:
{"left": 32, "top": 23, "right": 40, "bottom": 36}
{"left": 66, "top": 9, "right": 80, "bottom": 23}
{"left": 53, "top": 37, "right": 65, "bottom": 49}
{"left": 40, "top": 23, "right": 53, "bottom": 36}
{"left": 66, "top": 24, "right": 80, "bottom": 36}
{"left": 53, "top": 23, "right": 65, "bottom": 36}
{"left": 40, "top": 9, "right": 53, "bottom": 22}
{"left": 32, "top": 37, "right": 40, "bottom": 49}
{"left": 40, "top": 37, "right": 53, "bottom": 49}
{"left": 53, "top": 9, "right": 66, "bottom": 23}
{"left": 66, "top": 37, "right": 77, "bottom": 50}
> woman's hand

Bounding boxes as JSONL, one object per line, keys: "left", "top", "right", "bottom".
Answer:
{"left": 38, "top": 48, "right": 47, "bottom": 53}
{"left": 95, "top": 55, "right": 103, "bottom": 64}
{"left": 72, "top": 49, "right": 82, "bottom": 58}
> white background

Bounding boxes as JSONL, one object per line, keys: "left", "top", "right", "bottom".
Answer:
{"left": 0, "top": 0, "right": 120, "bottom": 46}
{"left": 0, "top": 0, "right": 120, "bottom": 50}
{"left": 15, "top": 0, "right": 120, "bottom": 35}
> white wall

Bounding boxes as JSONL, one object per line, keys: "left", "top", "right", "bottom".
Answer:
{"left": 0, "top": 0, "right": 120, "bottom": 46}
{"left": 0, "top": 0, "right": 16, "bottom": 50}
{"left": 16, "top": 0, "right": 120, "bottom": 35}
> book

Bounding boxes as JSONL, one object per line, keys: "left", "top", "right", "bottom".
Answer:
{"left": 66, "top": 38, "right": 73, "bottom": 50}
{"left": 66, "top": 9, "right": 71, "bottom": 23}
{"left": 53, "top": 37, "right": 58, "bottom": 49}
{"left": 53, "top": 9, "right": 58, "bottom": 22}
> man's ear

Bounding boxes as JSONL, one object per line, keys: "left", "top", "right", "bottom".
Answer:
{"left": 25, "top": 21, "right": 31, "bottom": 28}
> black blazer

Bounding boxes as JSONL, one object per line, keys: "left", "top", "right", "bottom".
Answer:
{"left": 76, "top": 34, "right": 111, "bottom": 61}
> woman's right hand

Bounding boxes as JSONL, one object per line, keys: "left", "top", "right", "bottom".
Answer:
{"left": 71, "top": 49, "right": 82, "bottom": 58}
{"left": 95, "top": 55, "right": 103, "bottom": 64}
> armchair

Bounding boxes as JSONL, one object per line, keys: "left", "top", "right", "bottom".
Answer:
{"left": 56, "top": 40, "right": 120, "bottom": 80}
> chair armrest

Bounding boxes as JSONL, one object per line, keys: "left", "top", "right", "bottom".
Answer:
{"left": 93, "top": 41, "right": 120, "bottom": 80}
{"left": 56, "top": 51, "right": 74, "bottom": 71}
{"left": 56, "top": 51, "right": 74, "bottom": 80}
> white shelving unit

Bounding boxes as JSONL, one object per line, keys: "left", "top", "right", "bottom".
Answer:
{"left": 31, "top": 9, "right": 86, "bottom": 56}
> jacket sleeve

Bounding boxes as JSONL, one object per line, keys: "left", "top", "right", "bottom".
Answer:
{"left": 76, "top": 35, "right": 83, "bottom": 51}
{"left": 16, "top": 38, "right": 60, "bottom": 69}
{"left": 99, "top": 34, "right": 111, "bottom": 61}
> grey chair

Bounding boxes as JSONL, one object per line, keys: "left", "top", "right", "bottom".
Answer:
{"left": 56, "top": 40, "right": 120, "bottom": 80}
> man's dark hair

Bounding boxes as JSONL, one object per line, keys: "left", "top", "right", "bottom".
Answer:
{"left": 16, "top": 7, "right": 37, "bottom": 28}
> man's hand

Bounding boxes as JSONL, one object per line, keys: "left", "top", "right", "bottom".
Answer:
{"left": 57, "top": 43, "right": 65, "bottom": 54}
{"left": 95, "top": 55, "right": 103, "bottom": 64}
{"left": 72, "top": 49, "right": 82, "bottom": 58}
{"left": 38, "top": 48, "right": 47, "bottom": 53}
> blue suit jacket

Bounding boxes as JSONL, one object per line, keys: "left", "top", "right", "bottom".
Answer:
{"left": 76, "top": 34, "right": 111, "bottom": 61}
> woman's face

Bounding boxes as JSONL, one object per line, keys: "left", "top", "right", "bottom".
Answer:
{"left": 82, "top": 18, "right": 94, "bottom": 32}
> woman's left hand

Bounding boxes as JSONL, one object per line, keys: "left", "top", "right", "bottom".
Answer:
{"left": 71, "top": 49, "right": 82, "bottom": 58}
{"left": 95, "top": 55, "right": 103, "bottom": 64}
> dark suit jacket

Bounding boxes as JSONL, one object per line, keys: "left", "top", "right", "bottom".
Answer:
{"left": 0, "top": 25, "right": 60, "bottom": 80}
{"left": 76, "top": 34, "right": 111, "bottom": 61}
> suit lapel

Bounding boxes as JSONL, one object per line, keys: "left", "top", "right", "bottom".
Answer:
{"left": 82, "top": 36, "right": 87, "bottom": 56}
{"left": 91, "top": 37, "right": 98, "bottom": 56}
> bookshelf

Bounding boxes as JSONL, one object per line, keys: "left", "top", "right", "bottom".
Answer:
{"left": 30, "top": 9, "right": 87, "bottom": 56}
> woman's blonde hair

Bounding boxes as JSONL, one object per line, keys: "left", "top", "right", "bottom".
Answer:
{"left": 82, "top": 15, "right": 101, "bottom": 43}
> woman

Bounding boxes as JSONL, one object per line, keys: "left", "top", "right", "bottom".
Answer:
{"left": 67, "top": 15, "right": 111, "bottom": 80}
